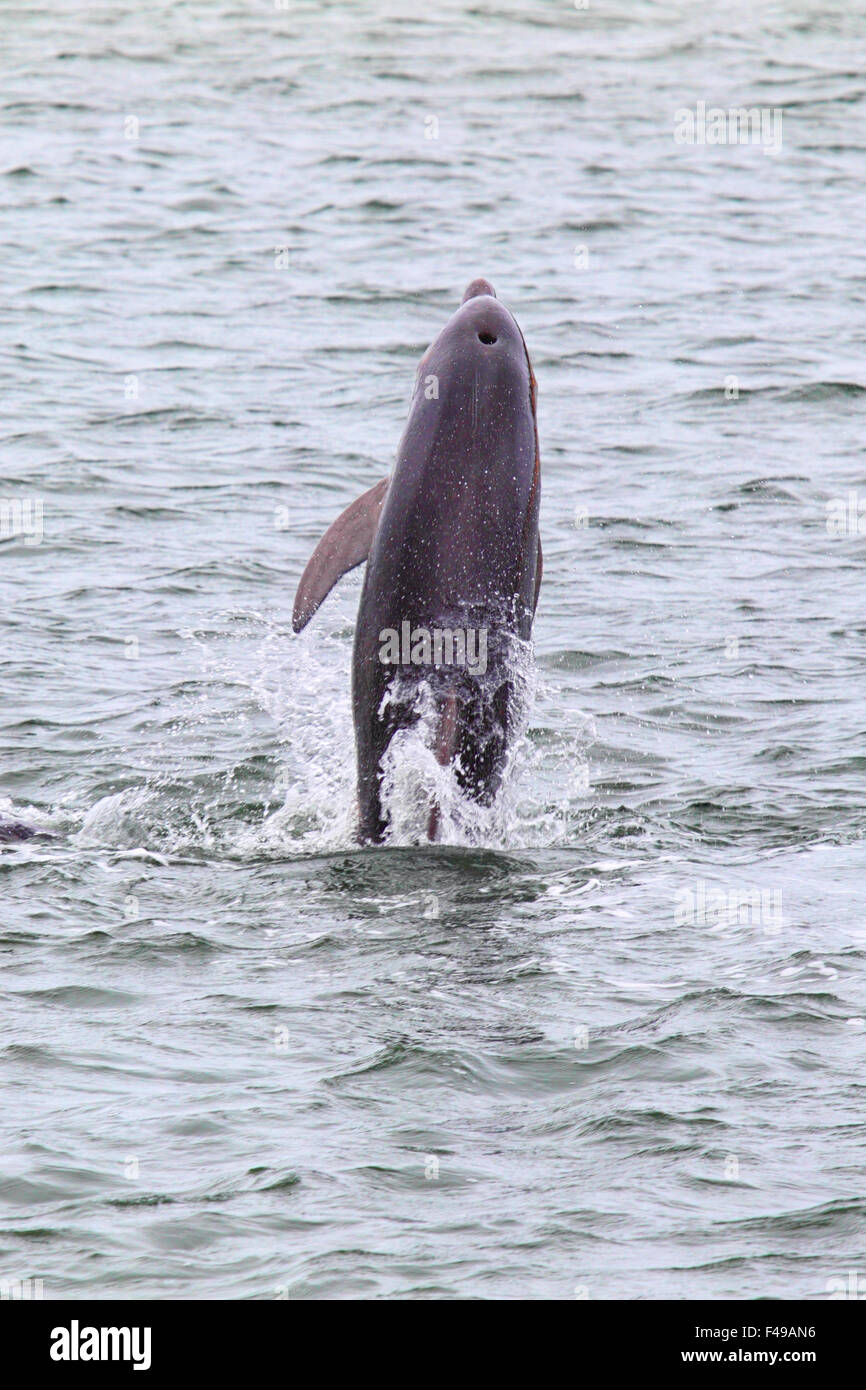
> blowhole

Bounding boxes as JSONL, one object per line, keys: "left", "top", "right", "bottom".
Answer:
{"left": 478, "top": 331, "right": 497, "bottom": 345}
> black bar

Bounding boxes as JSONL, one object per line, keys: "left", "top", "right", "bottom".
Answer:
{"left": 3, "top": 1299, "right": 860, "bottom": 1375}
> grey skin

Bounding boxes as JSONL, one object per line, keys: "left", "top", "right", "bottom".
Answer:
{"left": 293, "top": 278, "right": 541, "bottom": 843}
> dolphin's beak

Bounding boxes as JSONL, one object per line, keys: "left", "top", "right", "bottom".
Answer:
{"left": 462, "top": 277, "right": 497, "bottom": 303}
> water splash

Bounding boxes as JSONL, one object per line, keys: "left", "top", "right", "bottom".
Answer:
{"left": 53, "top": 611, "right": 594, "bottom": 858}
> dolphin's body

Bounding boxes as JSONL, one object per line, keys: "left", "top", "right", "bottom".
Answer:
{"left": 293, "top": 279, "right": 541, "bottom": 842}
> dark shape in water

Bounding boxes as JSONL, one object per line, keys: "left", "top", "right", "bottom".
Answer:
{"left": 0, "top": 820, "right": 38, "bottom": 842}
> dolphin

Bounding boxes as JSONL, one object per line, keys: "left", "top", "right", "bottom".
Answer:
{"left": 293, "top": 278, "right": 542, "bottom": 843}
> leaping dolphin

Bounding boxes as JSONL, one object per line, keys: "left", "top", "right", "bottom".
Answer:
{"left": 293, "top": 279, "right": 542, "bottom": 843}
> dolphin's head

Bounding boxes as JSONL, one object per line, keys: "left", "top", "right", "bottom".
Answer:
{"left": 414, "top": 279, "right": 537, "bottom": 420}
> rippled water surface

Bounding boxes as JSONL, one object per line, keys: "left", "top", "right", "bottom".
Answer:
{"left": 2, "top": 0, "right": 866, "bottom": 1299}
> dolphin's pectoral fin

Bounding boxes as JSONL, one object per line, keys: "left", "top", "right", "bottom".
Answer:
{"left": 533, "top": 536, "right": 543, "bottom": 616}
{"left": 292, "top": 476, "right": 390, "bottom": 633}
